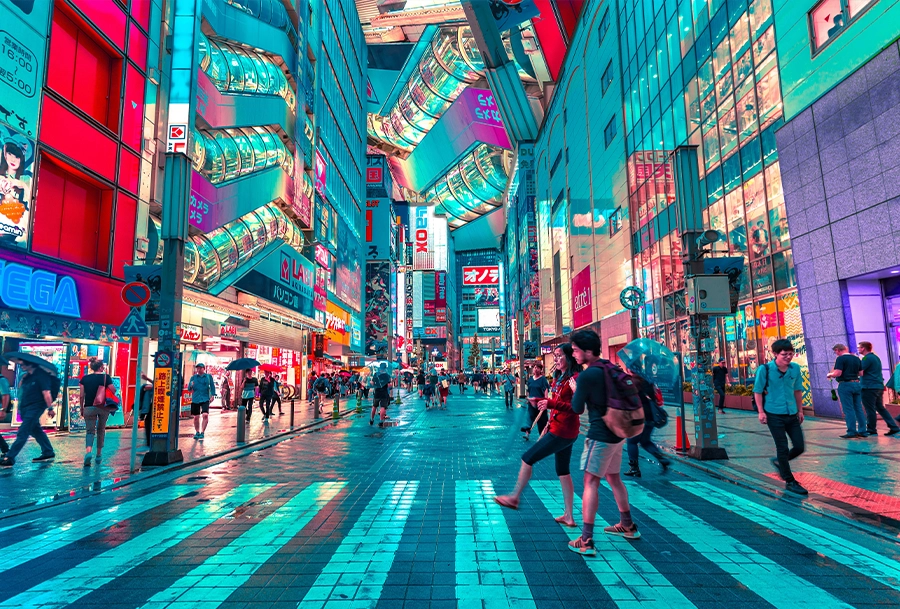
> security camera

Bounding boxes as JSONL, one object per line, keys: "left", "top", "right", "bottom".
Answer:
{"left": 696, "top": 229, "right": 722, "bottom": 248}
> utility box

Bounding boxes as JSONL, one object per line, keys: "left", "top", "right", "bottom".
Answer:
{"left": 686, "top": 275, "right": 733, "bottom": 315}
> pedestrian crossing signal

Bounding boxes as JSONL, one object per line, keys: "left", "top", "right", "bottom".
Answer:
{"left": 119, "top": 307, "right": 149, "bottom": 337}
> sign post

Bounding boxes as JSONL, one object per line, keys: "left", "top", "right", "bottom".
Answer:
{"left": 117, "top": 282, "right": 152, "bottom": 472}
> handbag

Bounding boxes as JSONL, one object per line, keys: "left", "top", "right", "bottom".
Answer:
{"left": 94, "top": 375, "right": 120, "bottom": 410}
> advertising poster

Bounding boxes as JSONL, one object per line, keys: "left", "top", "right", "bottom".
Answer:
{"left": 364, "top": 198, "right": 392, "bottom": 260}
{"left": 478, "top": 308, "right": 501, "bottom": 333}
{"left": 234, "top": 244, "right": 316, "bottom": 321}
{"left": 474, "top": 287, "right": 500, "bottom": 307}
{"left": 571, "top": 266, "right": 593, "bottom": 328}
{"left": 0, "top": 125, "right": 34, "bottom": 248}
{"left": 335, "top": 215, "right": 362, "bottom": 311}
{"left": 462, "top": 265, "right": 500, "bottom": 285}
{"left": 0, "top": 0, "right": 51, "bottom": 138}
{"left": 365, "top": 261, "right": 390, "bottom": 358}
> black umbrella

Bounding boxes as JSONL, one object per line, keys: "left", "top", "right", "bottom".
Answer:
{"left": 226, "top": 357, "right": 261, "bottom": 371}
{"left": 5, "top": 352, "right": 58, "bottom": 374}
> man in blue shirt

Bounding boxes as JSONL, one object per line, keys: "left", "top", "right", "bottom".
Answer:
{"left": 188, "top": 363, "right": 216, "bottom": 439}
{"left": 753, "top": 339, "right": 807, "bottom": 496}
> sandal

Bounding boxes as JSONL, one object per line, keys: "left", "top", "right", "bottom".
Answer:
{"left": 554, "top": 515, "right": 577, "bottom": 528}
{"left": 493, "top": 495, "right": 519, "bottom": 510}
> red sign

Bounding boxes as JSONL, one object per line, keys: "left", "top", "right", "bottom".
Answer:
{"left": 169, "top": 125, "right": 185, "bottom": 139}
{"left": 366, "top": 167, "right": 383, "bottom": 183}
{"left": 121, "top": 282, "right": 151, "bottom": 307}
{"left": 571, "top": 266, "right": 593, "bottom": 328}
{"left": 462, "top": 266, "right": 499, "bottom": 285}
{"left": 314, "top": 244, "right": 330, "bottom": 269}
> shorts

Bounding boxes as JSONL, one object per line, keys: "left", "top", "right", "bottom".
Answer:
{"left": 522, "top": 432, "right": 576, "bottom": 476}
{"left": 423, "top": 386, "right": 435, "bottom": 397}
{"left": 580, "top": 438, "right": 625, "bottom": 477}
{"left": 373, "top": 397, "right": 390, "bottom": 410}
{"left": 439, "top": 386, "right": 449, "bottom": 397}
{"left": 190, "top": 401, "right": 210, "bottom": 416}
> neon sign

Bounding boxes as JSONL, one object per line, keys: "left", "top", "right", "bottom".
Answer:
{"left": 0, "top": 261, "right": 80, "bottom": 317}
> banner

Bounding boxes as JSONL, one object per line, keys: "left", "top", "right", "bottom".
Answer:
{"left": 335, "top": 215, "right": 362, "bottom": 311}
{"left": 434, "top": 271, "right": 446, "bottom": 306}
{"left": 365, "top": 261, "right": 390, "bottom": 358}
{"left": 474, "top": 287, "right": 500, "bottom": 307}
{"left": 325, "top": 300, "right": 350, "bottom": 345}
{"left": 0, "top": 126, "right": 35, "bottom": 248}
{"left": 234, "top": 244, "right": 316, "bottom": 321}
{"left": 571, "top": 266, "right": 593, "bottom": 328}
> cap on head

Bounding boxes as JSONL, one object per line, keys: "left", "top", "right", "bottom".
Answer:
{"left": 196, "top": 363, "right": 205, "bottom": 368}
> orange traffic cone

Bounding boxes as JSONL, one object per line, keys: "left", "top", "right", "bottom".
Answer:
{"left": 675, "top": 414, "right": 691, "bottom": 452}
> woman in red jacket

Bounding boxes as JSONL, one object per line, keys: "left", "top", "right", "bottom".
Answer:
{"left": 495, "top": 344, "right": 582, "bottom": 526}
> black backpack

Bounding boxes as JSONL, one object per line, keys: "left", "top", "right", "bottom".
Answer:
{"left": 374, "top": 373, "right": 390, "bottom": 389}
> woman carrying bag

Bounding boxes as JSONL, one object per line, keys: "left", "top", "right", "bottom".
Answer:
{"left": 79, "top": 358, "right": 119, "bottom": 467}
{"left": 241, "top": 369, "right": 259, "bottom": 422}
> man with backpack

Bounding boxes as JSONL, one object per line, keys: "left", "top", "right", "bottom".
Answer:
{"left": 754, "top": 339, "right": 808, "bottom": 496}
{"left": 0, "top": 361, "right": 57, "bottom": 466}
{"left": 567, "top": 330, "right": 643, "bottom": 555}
{"left": 313, "top": 374, "right": 332, "bottom": 413}
{"left": 370, "top": 363, "right": 392, "bottom": 426}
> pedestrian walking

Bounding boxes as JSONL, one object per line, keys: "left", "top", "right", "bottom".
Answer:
{"left": 438, "top": 369, "right": 450, "bottom": 407}
{"left": 501, "top": 369, "right": 516, "bottom": 409}
{"left": 259, "top": 370, "right": 276, "bottom": 423}
{"left": 623, "top": 369, "right": 671, "bottom": 477}
{"left": 79, "top": 358, "right": 117, "bottom": 466}
{"left": 139, "top": 374, "right": 153, "bottom": 446}
{"left": 754, "top": 339, "right": 808, "bottom": 495}
{"left": 370, "top": 363, "right": 392, "bottom": 426}
{"left": 272, "top": 374, "right": 284, "bottom": 415}
{"left": 188, "top": 363, "right": 216, "bottom": 438}
{"left": 241, "top": 369, "right": 258, "bottom": 422}
{"left": 568, "top": 330, "right": 641, "bottom": 555}
{"left": 0, "top": 360, "right": 57, "bottom": 467}
{"left": 858, "top": 342, "right": 900, "bottom": 436}
{"left": 521, "top": 363, "right": 550, "bottom": 438}
{"left": 712, "top": 358, "right": 728, "bottom": 413}
{"left": 417, "top": 370, "right": 426, "bottom": 398}
{"left": 221, "top": 375, "right": 232, "bottom": 411}
{"left": 0, "top": 370, "right": 11, "bottom": 457}
{"left": 827, "top": 344, "right": 868, "bottom": 438}
{"left": 494, "top": 345, "right": 582, "bottom": 526}
{"left": 313, "top": 374, "right": 331, "bottom": 413}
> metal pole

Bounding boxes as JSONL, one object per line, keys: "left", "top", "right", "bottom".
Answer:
{"left": 290, "top": 398, "right": 295, "bottom": 427}
{"left": 129, "top": 335, "right": 145, "bottom": 473}
{"left": 517, "top": 310, "right": 526, "bottom": 398}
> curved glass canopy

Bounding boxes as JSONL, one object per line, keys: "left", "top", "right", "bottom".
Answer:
{"left": 423, "top": 143, "right": 509, "bottom": 228}
{"left": 222, "top": 0, "right": 298, "bottom": 47}
{"left": 368, "top": 26, "right": 534, "bottom": 153}
{"left": 191, "top": 126, "right": 293, "bottom": 184}
{"left": 198, "top": 32, "right": 296, "bottom": 110}
{"left": 152, "top": 202, "right": 303, "bottom": 291}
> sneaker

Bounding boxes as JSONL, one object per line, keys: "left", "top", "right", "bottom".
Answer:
{"left": 604, "top": 523, "right": 640, "bottom": 540}
{"left": 785, "top": 480, "right": 809, "bottom": 496}
{"left": 369, "top": 419, "right": 374, "bottom": 425}
{"left": 886, "top": 429, "right": 900, "bottom": 436}
{"left": 83, "top": 456, "right": 91, "bottom": 468}
{"left": 567, "top": 536, "right": 596, "bottom": 556}
{"left": 198, "top": 433, "right": 204, "bottom": 439}
{"left": 32, "top": 453, "right": 55, "bottom": 462}
{"left": 193, "top": 432, "right": 200, "bottom": 439}
{"left": 520, "top": 426, "right": 530, "bottom": 433}
{"left": 95, "top": 456, "right": 102, "bottom": 463}
{"left": 0, "top": 457, "right": 13, "bottom": 467}
{"left": 839, "top": 433, "right": 861, "bottom": 439}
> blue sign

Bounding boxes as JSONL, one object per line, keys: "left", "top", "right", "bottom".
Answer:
{"left": 0, "top": 260, "right": 80, "bottom": 317}
{"left": 234, "top": 244, "right": 316, "bottom": 320}
{"left": 119, "top": 308, "right": 149, "bottom": 337}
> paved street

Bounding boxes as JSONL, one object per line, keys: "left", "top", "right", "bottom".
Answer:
{"left": 0, "top": 390, "right": 898, "bottom": 609}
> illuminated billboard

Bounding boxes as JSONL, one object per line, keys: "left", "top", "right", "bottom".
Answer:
{"left": 478, "top": 308, "right": 501, "bottom": 333}
{"left": 463, "top": 265, "right": 499, "bottom": 285}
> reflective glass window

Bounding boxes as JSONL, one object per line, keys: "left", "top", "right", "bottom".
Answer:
{"left": 748, "top": 0, "right": 772, "bottom": 37}
{"left": 213, "top": 131, "right": 240, "bottom": 180}
{"left": 194, "top": 238, "right": 221, "bottom": 288}
{"left": 730, "top": 13, "right": 751, "bottom": 58}
{"left": 232, "top": 131, "right": 256, "bottom": 175}
{"left": 719, "top": 105, "right": 738, "bottom": 159}
{"left": 755, "top": 64, "right": 781, "bottom": 129}
{"left": 753, "top": 25, "right": 776, "bottom": 63}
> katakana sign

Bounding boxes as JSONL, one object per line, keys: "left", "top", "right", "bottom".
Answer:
{"left": 462, "top": 265, "right": 499, "bottom": 285}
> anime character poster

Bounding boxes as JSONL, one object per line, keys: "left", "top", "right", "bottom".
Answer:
{"left": 365, "top": 261, "right": 391, "bottom": 358}
{"left": 0, "top": 126, "right": 34, "bottom": 248}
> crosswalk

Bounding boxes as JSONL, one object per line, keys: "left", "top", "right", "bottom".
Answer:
{"left": 0, "top": 478, "right": 897, "bottom": 609}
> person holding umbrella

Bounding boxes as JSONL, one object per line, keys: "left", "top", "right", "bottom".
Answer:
{"left": 0, "top": 353, "right": 58, "bottom": 467}
{"left": 225, "top": 357, "right": 261, "bottom": 423}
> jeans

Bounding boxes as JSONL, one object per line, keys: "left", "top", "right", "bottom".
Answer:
{"left": 837, "top": 382, "right": 866, "bottom": 434}
{"left": 261, "top": 395, "right": 275, "bottom": 418}
{"left": 6, "top": 407, "right": 54, "bottom": 461}
{"left": 861, "top": 387, "right": 900, "bottom": 433}
{"left": 504, "top": 390, "right": 513, "bottom": 408}
{"left": 715, "top": 385, "right": 726, "bottom": 410}
{"left": 83, "top": 406, "right": 111, "bottom": 456}
{"left": 242, "top": 397, "right": 254, "bottom": 420}
{"left": 626, "top": 424, "right": 669, "bottom": 462}
{"left": 765, "top": 412, "right": 805, "bottom": 482}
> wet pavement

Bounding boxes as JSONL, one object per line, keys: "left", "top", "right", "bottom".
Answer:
{"left": 0, "top": 390, "right": 898, "bottom": 609}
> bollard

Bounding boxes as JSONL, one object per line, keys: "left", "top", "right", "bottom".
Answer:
{"left": 236, "top": 404, "right": 246, "bottom": 443}
{"left": 332, "top": 393, "right": 340, "bottom": 420}
{"left": 313, "top": 393, "right": 320, "bottom": 417}
{"left": 355, "top": 391, "right": 362, "bottom": 413}
{"left": 289, "top": 398, "right": 295, "bottom": 427}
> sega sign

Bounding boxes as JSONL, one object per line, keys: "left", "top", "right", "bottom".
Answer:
{"left": 0, "top": 261, "right": 80, "bottom": 317}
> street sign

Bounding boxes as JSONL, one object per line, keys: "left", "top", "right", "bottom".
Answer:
{"left": 121, "top": 282, "right": 151, "bottom": 307}
{"left": 119, "top": 307, "right": 149, "bottom": 337}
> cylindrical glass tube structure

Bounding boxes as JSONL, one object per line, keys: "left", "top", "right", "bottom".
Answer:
{"left": 191, "top": 126, "right": 293, "bottom": 184}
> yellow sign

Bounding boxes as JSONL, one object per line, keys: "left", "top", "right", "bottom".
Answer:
{"left": 152, "top": 368, "right": 172, "bottom": 434}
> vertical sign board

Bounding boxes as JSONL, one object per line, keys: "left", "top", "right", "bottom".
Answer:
{"left": 151, "top": 356, "right": 173, "bottom": 437}
{"left": 0, "top": 0, "right": 51, "bottom": 138}
{"left": 571, "top": 266, "right": 593, "bottom": 328}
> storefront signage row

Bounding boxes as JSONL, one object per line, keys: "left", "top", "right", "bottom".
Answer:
{"left": 234, "top": 245, "right": 315, "bottom": 319}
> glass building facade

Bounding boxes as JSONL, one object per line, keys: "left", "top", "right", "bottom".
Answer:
{"left": 620, "top": 0, "right": 807, "bottom": 396}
